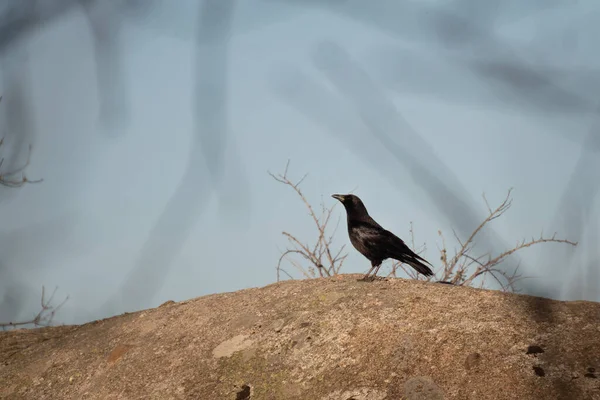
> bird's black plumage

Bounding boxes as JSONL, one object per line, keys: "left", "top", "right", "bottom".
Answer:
{"left": 332, "top": 194, "right": 434, "bottom": 280}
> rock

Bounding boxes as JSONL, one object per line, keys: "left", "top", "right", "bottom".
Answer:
{"left": 270, "top": 319, "right": 285, "bottom": 333}
{"left": 212, "top": 335, "right": 254, "bottom": 359}
{"left": 526, "top": 345, "right": 544, "bottom": 355}
{"left": 1, "top": 274, "right": 600, "bottom": 399}
{"left": 321, "top": 387, "right": 387, "bottom": 400}
{"left": 464, "top": 352, "right": 482, "bottom": 370}
{"left": 404, "top": 376, "right": 444, "bottom": 400}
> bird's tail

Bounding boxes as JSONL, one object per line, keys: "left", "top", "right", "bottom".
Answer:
{"left": 405, "top": 256, "right": 434, "bottom": 277}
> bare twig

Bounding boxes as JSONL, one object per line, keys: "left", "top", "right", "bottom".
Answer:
{"left": 0, "top": 96, "right": 43, "bottom": 188}
{"left": 270, "top": 160, "right": 348, "bottom": 281}
{"left": 0, "top": 96, "right": 59, "bottom": 330}
{"left": 271, "top": 174, "right": 576, "bottom": 292}
{"left": 434, "top": 189, "right": 577, "bottom": 291}
{"left": 0, "top": 286, "right": 69, "bottom": 330}
{"left": 382, "top": 189, "right": 575, "bottom": 292}
{"left": 0, "top": 143, "right": 43, "bottom": 187}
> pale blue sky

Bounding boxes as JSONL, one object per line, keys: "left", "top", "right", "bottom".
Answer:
{"left": 0, "top": 1, "right": 599, "bottom": 325}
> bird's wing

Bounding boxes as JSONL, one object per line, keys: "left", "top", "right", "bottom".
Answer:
{"left": 354, "top": 220, "right": 409, "bottom": 249}
{"left": 381, "top": 229, "right": 432, "bottom": 266}
{"left": 351, "top": 221, "right": 409, "bottom": 256}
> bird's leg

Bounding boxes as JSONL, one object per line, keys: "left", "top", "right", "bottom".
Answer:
{"left": 360, "top": 262, "right": 380, "bottom": 282}
{"left": 371, "top": 263, "right": 383, "bottom": 278}
{"left": 359, "top": 265, "right": 376, "bottom": 281}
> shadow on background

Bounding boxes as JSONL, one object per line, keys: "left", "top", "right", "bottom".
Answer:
{"left": 0, "top": 2, "right": 598, "bottom": 393}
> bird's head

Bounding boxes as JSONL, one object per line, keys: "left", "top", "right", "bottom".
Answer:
{"left": 331, "top": 194, "right": 369, "bottom": 216}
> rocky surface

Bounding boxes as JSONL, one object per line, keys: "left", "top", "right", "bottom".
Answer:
{"left": 1, "top": 274, "right": 600, "bottom": 399}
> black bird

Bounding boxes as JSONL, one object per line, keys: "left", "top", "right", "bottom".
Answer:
{"left": 332, "top": 194, "right": 434, "bottom": 281}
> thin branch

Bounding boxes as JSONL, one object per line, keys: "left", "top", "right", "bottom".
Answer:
{"left": 435, "top": 188, "right": 576, "bottom": 292}
{"left": 289, "top": 258, "right": 313, "bottom": 279}
{"left": 281, "top": 233, "right": 324, "bottom": 271}
{"left": 277, "top": 249, "right": 309, "bottom": 281}
{"left": 279, "top": 268, "right": 295, "bottom": 281}
{"left": 448, "top": 189, "right": 513, "bottom": 272}
{"left": 270, "top": 160, "right": 347, "bottom": 280}
{"left": 0, "top": 286, "right": 69, "bottom": 329}
{"left": 0, "top": 144, "right": 43, "bottom": 188}
{"left": 461, "top": 234, "right": 576, "bottom": 288}
{"left": 0, "top": 95, "right": 43, "bottom": 187}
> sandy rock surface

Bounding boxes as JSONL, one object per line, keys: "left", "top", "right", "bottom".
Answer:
{"left": 1, "top": 275, "right": 599, "bottom": 399}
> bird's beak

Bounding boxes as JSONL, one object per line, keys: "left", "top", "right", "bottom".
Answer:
{"left": 331, "top": 194, "right": 345, "bottom": 202}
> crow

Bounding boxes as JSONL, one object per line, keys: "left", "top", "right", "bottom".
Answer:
{"left": 332, "top": 194, "right": 434, "bottom": 281}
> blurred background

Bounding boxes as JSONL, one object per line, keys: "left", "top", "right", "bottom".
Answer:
{"left": 0, "top": 0, "right": 598, "bottom": 326}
